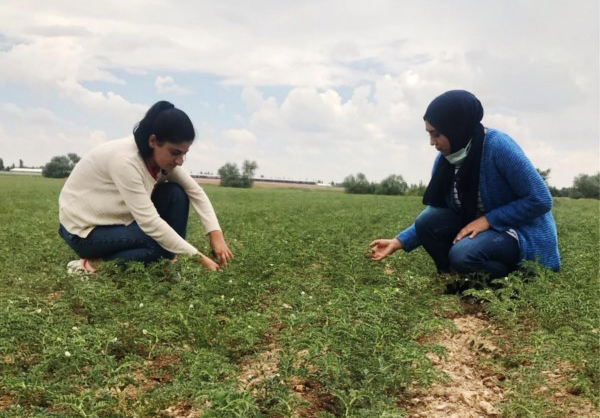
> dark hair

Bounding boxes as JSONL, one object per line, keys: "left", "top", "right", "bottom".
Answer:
{"left": 133, "top": 101, "right": 196, "bottom": 159}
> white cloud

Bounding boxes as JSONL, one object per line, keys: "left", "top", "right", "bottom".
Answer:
{"left": 0, "top": 0, "right": 596, "bottom": 187}
{"left": 222, "top": 128, "right": 256, "bottom": 144}
{"left": 0, "top": 102, "right": 111, "bottom": 167}
{"left": 154, "top": 76, "right": 190, "bottom": 95}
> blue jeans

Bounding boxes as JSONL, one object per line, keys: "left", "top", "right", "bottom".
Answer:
{"left": 414, "top": 206, "right": 520, "bottom": 279}
{"left": 59, "top": 183, "right": 189, "bottom": 263}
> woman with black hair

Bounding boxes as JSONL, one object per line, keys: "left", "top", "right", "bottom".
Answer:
{"left": 58, "top": 101, "right": 233, "bottom": 273}
{"left": 370, "top": 90, "right": 559, "bottom": 287}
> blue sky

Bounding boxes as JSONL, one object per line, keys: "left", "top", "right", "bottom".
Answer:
{"left": 0, "top": 0, "right": 598, "bottom": 187}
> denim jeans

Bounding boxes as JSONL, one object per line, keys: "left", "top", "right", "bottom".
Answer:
{"left": 414, "top": 206, "right": 520, "bottom": 279}
{"left": 59, "top": 182, "right": 189, "bottom": 263}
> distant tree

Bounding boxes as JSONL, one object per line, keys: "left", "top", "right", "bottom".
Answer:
{"left": 0, "top": 158, "right": 4, "bottom": 171}
{"left": 406, "top": 181, "right": 427, "bottom": 196}
{"left": 557, "top": 187, "right": 574, "bottom": 198}
{"left": 19, "top": 159, "right": 24, "bottom": 168}
{"left": 572, "top": 172, "right": 600, "bottom": 199}
{"left": 375, "top": 174, "right": 408, "bottom": 196}
{"left": 549, "top": 186, "right": 562, "bottom": 197}
{"left": 536, "top": 168, "right": 551, "bottom": 184}
{"left": 218, "top": 160, "right": 258, "bottom": 188}
{"left": 42, "top": 153, "right": 81, "bottom": 178}
{"left": 342, "top": 173, "right": 374, "bottom": 194}
{"left": 242, "top": 160, "right": 258, "bottom": 187}
{"left": 67, "top": 153, "right": 81, "bottom": 165}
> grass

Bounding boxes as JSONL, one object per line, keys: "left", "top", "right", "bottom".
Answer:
{"left": 0, "top": 175, "right": 598, "bottom": 417}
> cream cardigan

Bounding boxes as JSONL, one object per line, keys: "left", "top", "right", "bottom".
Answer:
{"left": 59, "top": 138, "right": 221, "bottom": 256}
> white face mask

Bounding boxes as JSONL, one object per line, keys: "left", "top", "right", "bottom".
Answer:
{"left": 445, "top": 139, "right": 472, "bottom": 165}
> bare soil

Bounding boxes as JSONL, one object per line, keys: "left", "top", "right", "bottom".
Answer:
{"left": 402, "top": 313, "right": 504, "bottom": 417}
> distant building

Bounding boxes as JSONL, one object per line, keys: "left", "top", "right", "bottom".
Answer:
{"left": 8, "top": 168, "right": 43, "bottom": 175}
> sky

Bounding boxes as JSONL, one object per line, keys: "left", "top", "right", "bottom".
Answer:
{"left": 0, "top": 0, "right": 598, "bottom": 188}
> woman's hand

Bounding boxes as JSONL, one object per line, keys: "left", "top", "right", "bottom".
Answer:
{"left": 369, "top": 238, "right": 403, "bottom": 261}
{"left": 198, "top": 253, "right": 220, "bottom": 271}
{"left": 453, "top": 216, "right": 490, "bottom": 243}
{"left": 208, "top": 230, "right": 234, "bottom": 266}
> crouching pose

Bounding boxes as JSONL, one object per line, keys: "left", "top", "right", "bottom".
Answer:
{"left": 58, "top": 101, "right": 233, "bottom": 273}
{"left": 370, "top": 90, "right": 559, "bottom": 285}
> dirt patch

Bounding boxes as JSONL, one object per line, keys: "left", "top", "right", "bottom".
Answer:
{"left": 47, "top": 291, "right": 63, "bottom": 304}
{"left": 238, "top": 330, "right": 338, "bottom": 416}
{"left": 403, "top": 314, "right": 504, "bottom": 417}
{"left": 146, "top": 354, "right": 181, "bottom": 384}
{"left": 288, "top": 375, "right": 338, "bottom": 418}
{"left": 163, "top": 400, "right": 210, "bottom": 418}
{"left": 0, "top": 393, "right": 14, "bottom": 411}
{"left": 287, "top": 348, "right": 338, "bottom": 417}
{"left": 109, "top": 355, "right": 181, "bottom": 400}
{"left": 535, "top": 362, "right": 598, "bottom": 417}
{"left": 238, "top": 343, "right": 282, "bottom": 391}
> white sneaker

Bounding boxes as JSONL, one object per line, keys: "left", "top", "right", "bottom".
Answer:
{"left": 67, "top": 259, "right": 96, "bottom": 275}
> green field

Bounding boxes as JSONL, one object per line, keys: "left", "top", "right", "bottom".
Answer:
{"left": 0, "top": 175, "right": 598, "bottom": 417}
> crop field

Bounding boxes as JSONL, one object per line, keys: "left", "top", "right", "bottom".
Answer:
{"left": 0, "top": 175, "right": 598, "bottom": 417}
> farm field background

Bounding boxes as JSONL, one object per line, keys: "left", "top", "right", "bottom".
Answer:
{"left": 0, "top": 175, "right": 598, "bottom": 417}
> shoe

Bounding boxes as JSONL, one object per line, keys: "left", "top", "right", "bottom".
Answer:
{"left": 67, "top": 259, "right": 96, "bottom": 275}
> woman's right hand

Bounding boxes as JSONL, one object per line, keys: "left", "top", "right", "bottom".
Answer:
{"left": 198, "top": 253, "right": 220, "bottom": 271}
{"left": 369, "top": 238, "right": 403, "bottom": 261}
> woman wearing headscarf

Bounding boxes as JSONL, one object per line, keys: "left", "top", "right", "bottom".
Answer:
{"left": 369, "top": 90, "right": 559, "bottom": 286}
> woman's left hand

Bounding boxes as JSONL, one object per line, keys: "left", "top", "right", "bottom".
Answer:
{"left": 453, "top": 216, "right": 490, "bottom": 243}
{"left": 209, "top": 230, "right": 234, "bottom": 266}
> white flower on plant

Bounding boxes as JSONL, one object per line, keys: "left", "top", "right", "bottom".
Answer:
{"left": 139, "top": 303, "right": 144, "bottom": 308}
{"left": 189, "top": 304, "right": 194, "bottom": 309}
{"left": 36, "top": 308, "right": 42, "bottom": 313}
{"left": 247, "top": 325, "right": 252, "bottom": 328}
{"left": 64, "top": 351, "right": 71, "bottom": 357}
{"left": 309, "top": 296, "right": 313, "bottom": 299}
{"left": 221, "top": 295, "right": 225, "bottom": 299}
{"left": 72, "top": 326, "right": 79, "bottom": 330}
{"left": 301, "top": 291, "right": 305, "bottom": 296}
{"left": 230, "top": 298, "right": 234, "bottom": 302}
{"left": 111, "top": 337, "right": 118, "bottom": 342}
{"left": 395, "top": 288, "right": 400, "bottom": 292}
{"left": 282, "top": 303, "right": 292, "bottom": 309}
{"left": 228, "top": 279, "right": 233, "bottom": 284}
{"left": 142, "top": 329, "right": 148, "bottom": 335}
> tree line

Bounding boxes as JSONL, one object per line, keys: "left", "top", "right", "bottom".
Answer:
{"left": 4, "top": 153, "right": 599, "bottom": 199}
{"left": 342, "top": 168, "right": 600, "bottom": 199}
{"left": 342, "top": 173, "right": 426, "bottom": 196}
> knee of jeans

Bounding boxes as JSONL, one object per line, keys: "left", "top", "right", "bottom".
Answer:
{"left": 142, "top": 245, "right": 174, "bottom": 264}
{"left": 414, "top": 207, "right": 446, "bottom": 237}
{"left": 155, "top": 182, "right": 188, "bottom": 203}
{"left": 449, "top": 243, "right": 484, "bottom": 273}
{"left": 414, "top": 209, "right": 433, "bottom": 237}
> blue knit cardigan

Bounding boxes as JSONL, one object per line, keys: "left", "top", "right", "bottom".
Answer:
{"left": 396, "top": 128, "right": 560, "bottom": 271}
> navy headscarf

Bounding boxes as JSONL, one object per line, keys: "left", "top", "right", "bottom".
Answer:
{"left": 422, "top": 90, "right": 485, "bottom": 224}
